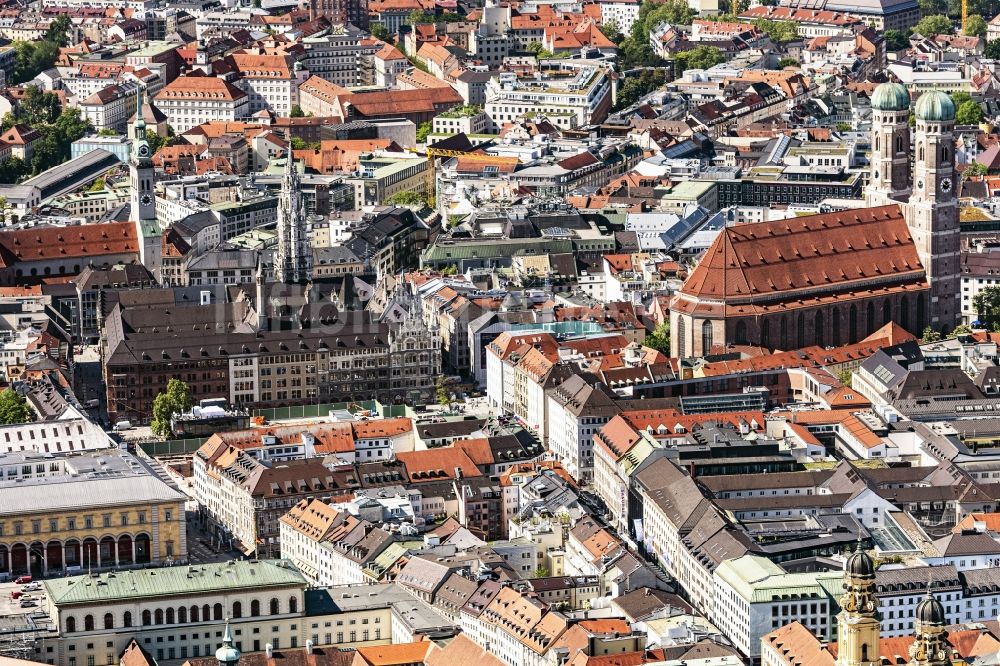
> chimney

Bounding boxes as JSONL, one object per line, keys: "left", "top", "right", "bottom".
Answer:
{"left": 305, "top": 640, "right": 314, "bottom": 655}
{"left": 265, "top": 644, "right": 274, "bottom": 658}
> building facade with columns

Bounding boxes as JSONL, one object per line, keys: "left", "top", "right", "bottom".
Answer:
{"left": 670, "top": 84, "right": 961, "bottom": 358}
{"left": 0, "top": 450, "right": 186, "bottom": 580}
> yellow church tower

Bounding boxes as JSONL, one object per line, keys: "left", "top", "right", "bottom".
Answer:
{"left": 837, "top": 543, "right": 881, "bottom": 666}
{"left": 908, "top": 592, "right": 950, "bottom": 666}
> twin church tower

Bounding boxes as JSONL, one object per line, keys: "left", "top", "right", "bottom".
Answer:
{"left": 837, "top": 546, "right": 950, "bottom": 666}
{"left": 867, "top": 83, "right": 961, "bottom": 334}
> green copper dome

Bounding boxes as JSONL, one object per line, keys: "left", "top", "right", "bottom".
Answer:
{"left": 871, "top": 82, "right": 910, "bottom": 111}
{"left": 914, "top": 90, "right": 956, "bottom": 122}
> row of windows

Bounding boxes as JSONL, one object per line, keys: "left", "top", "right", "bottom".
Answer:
{"left": 65, "top": 598, "right": 297, "bottom": 633}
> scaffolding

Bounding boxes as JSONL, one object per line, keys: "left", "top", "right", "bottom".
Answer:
{"left": 0, "top": 616, "right": 46, "bottom": 661}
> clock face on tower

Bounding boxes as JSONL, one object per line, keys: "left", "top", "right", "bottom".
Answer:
{"left": 941, "top": 177, "right": 953, "bottom": 194}
{"left": 140, "top": 194, "right": 152, "bottom": 206}
{"left": 138, "top": 144, "right": 149, "bottom": 158}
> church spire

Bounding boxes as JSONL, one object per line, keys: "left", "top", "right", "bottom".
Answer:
{"left": 274, "top": 133, "right": 310, "bottom": 284}
{"left": 836, "top": 543, "right": 880, "bottom": 666}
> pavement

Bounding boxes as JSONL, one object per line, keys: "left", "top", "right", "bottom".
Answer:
{"left": 185, "top": 511, "right": 242, "bottom": 565}
{"left": 0, "top": 581, "right": 48, "bottom": 618}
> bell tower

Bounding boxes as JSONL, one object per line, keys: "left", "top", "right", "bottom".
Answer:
{"left": 130, "top": 88, "right": 161, "bottom": 277}
{"left": 909, "top": 591, "right": 949, "bottom": 666}
{"left": 836, "top": 543, "right": 880, "bottom": 666}
{"left": 908, "top": 90, "right": 960, "bottom": 334}
{"left": 867, "top": 81, "right": 911, "bottom": 206}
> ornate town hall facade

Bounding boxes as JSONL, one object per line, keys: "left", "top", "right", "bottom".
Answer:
{"left": 670, "top": 85, "right": 961, "bottom": 358}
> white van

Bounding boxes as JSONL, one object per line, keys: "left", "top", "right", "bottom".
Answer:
{"left": 114, "top": 420, "right": 132, "bottom": 431}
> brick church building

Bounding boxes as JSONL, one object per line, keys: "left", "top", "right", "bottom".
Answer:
{"left": 670, "top": 83, "right": 961, "bottom": 358}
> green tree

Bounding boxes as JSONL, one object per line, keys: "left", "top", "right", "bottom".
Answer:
{"left": 836, "top": 121, "right": 852, "bottom": 132}
{"left": 884, "top": 28, "right": 910, "bottom": 50}
{"left": 644, "top": 322, "right": 670, "bottom": 353}
{"left": 951, "top": 91, "right": 972, "bottom": 107}
{"left": 918, "top": 0, "right": 948, "bottom": 15}
{"left": 837, "top": 369, "right": 853, "bottom": 388}
{"left": 0, "top": 389, "right": 31, "bottom": 424}
{"left": 964, "top": 13, "right": 987, "bottom": 36}
{"left": 0, "top": 196, "right": 7, "bottom": 224}
{"left": 601, "top": 19, "right": 624, "bottom": 43}
{"left": 777, "top": 57, "right": 799, "bottom": 68}
{"left": 20, "top": 85, "right": 61, "bottom": 126}
{"left": 974, "top": 286, "right": 1000, "bottom": 331}
{"left": 949, "top": 323, "right": 973, "bottom": 337}
{"left": 12, "top": 39, "right": 60, "bottom": 84}
{"left": 416, "top": 120, "right": 432, "bottom": 143}
{"left": 88, "top": 176, "right": 106, "bottom": 192}
{"left": 289, "top": 105, "right": 305, "bottom": 118}
{"left": 97, "top": 128, "right": 118, "bottom": 136}
{"left": 921, "top": 325, "right": 942, "bottom": 342}
{"left": 986, "top": 39, "right": 1000, "bottom": 58}
{"left": 614, "top": 68, "right": 666, "bottom": 110}
{"left": 290, "top": 136, "right": 306, "bottom": 150}
{"left": 387, "top": 190, "right": 426, "bottom": 207}
{"left": 533, "top": 566, "right": 550, "bottom": 578}
{"left": 406, "top": 9, "right": 435, "bottom": 24}
{"left": 371, "top": 23, "right": 390, "bottom": 40}
{"left": 957, "top": 99, "right": 983, "bottom": 124}
{"left": 44, "top": 14, "right": 71, "bottom": 46}
{"left": 151, "top": 378, "right": 194, "bottom": 438}
{"left": 915, "top": 14, "right": 953, "bottom": 37}
{"left": 146, "top": 129, "right": 166, "bottom": 154}
{"left": 0, "top": 156, "right": 27, "bottom": 183}
{"left": 435, "top": 377, "right": 449, "bottom": 406}
{"left": 673, "top": 45, "right": 725, "bottom": 76}
{"left": 966, "top": 162, "right": 989, "bottom": 176}
{"left": 753, "top": 18, "right": 799, "bottom": 42}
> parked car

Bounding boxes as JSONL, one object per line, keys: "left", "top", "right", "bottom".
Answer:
{"left": 14, "top": 575, "right": 31, "bottom": 584}
{"left": 22, "top": 582, "right": 40, "bottom": 592}
{"left": 19, "top": 599, "right": 37, "bottom": 608}
{"left": 10, "top": 590, "right": 22, "bottom": 600}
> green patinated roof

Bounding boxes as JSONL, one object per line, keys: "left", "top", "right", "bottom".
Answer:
{"left": 367, "top": 540, "right": 421, "bottom": 576}
{"left": 45, "top": 560, "right": 306, "bottom": 605}
{"left": 715, "top": 554, "right": 842, "bottom": 603}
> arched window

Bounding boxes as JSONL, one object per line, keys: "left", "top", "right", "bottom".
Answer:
{"left": 874, "top": 135, "right": 879, "bottom": 151}
{"left": 123, "top": 612, "right": 132, "bottom": 628}
{"left": 84, "top": 615, "right": 94, "bottom": 632}
{"left": 796, "top": 312, "right": 806, "bottom": 348}
{"left": 919, "top": 144, "right": 924, "bottom": 161}
{"left": 66, "top": 617, "right": 76, "bottom": 633}
{"left": 104, "top": 613, "right": 113, "bottom": 630}
{"left": 232, "top": 602, "right": 242, "bottom": 619}
{"left": 154, "top": 609, "right": 163, "bottom": 625}
{"left": 204, "top": 605, "right": 212, "bottom": 622}
{"left": 735, "top": 321, "right": 748, "bottom": 345}
{"left": 832, "top": 308, "right": 841, "bottom": 347}
{"left": 901, "top": 297, "right": 910, "bottom": 330}
{"left": 862, "top": 644, "right": 869, "bottom": 662}
{"left": 815, "top": 310, "right": 825, "bottom": 348}
{"left": 289, "top": 597, "right": 297, "bottom": 614}
{"left": 917, "top": 294, "right": 926, "bottom": 330}
{"left": 780, "top": 316, "right": 789, "bottom": 349}
{"left": 251, "top": 600, "right": 260, "bottom": 617}
{"left": 213, "top": 604, "right": 223, "bottom": 621}
{"left": 191, "top": 606, "right": 200, "bottom": 623}
{"left": 270, "top": 598, "right": 280, "bottom": 615}
{"left": 178, "top": 607, "right": 187, "bottom": 624}
{"left": 761, "top": 319, "right": 770, "bottom": 348}
{"left": 896, "top": 135, "right": 903, "bottom": 152}
{"left": 142, "top": 610, "right": 151, "bottom": 626}
{"left": 867, "top": 302, "right": 875, "bottom": 335}
{"left": 882, "top": 300, "right": 891, "bottom": 326}
{"left": 850, "top": 305, "right": 858, "bottom": 342}
{"left": 701, "top": 320, "right": 713, "bottom": 355}
{"left": 166, "top": 608, "right": 175, "bottom": 625}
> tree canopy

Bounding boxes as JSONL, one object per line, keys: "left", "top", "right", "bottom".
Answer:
{"left": 915, "top": 14, "right": 953, "bottom": 37}
{"left": 644, "top": 322, "right": 670, "bottom": 354}
{"left": 151, "top": 379, "right": 194, "bottom": 438}
{"left": 884, "top": 29, "right": 910, "bottom": 50}
{"left": 974, "top": 286, "right": 1000, "bottom": 331}
{"left": 0, "top": 389, "right": 31, "bottom": 425}
{"left": 964, "top": 13, "right": 988, "bottom": 36}
{"left": 957, "top": 99, "right": 984, "bottom": 125}
{"left": 673, "top": 45, "right": 725, "bottom": 76}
